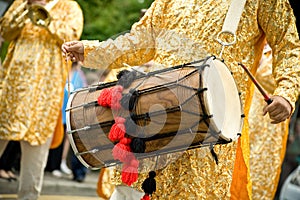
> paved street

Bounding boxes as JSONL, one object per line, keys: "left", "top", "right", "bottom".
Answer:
{"left": 0, "top": 170, "right": 104, "bottom": 200}
{"left": 0, "top": 195, "right": 100, "bottom": 200}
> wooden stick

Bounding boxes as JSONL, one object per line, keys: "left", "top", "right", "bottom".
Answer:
{"left": 238, "top": 63, "right": 273, "bottom": 104}
{"left": 64, "top": 39, "right": 71, "bottom": 98}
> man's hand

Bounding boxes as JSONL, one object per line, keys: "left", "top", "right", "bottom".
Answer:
{"left": 263, "top": 95, "right": 292, "bottom": 124}
{"left": 61, "top": 41, "right": 84, "bottom": 62}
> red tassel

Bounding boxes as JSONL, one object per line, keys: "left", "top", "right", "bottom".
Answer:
{"left": 115, "top": 116, "right": 126, "bottom": 124}
{"left": 119, "top": 137, "right": 132, "bottom": 145}
{"left": 141, "top": 194, "right": 150, "bottom": 200}
{"left": 121, "top": 168, "right": 138, "bottom": 186}
{"left": 121, "top": 159, "right": 139, "bottom": 186}
{"left": 99, "top": 85, "right": 141, "bottom": 186}
{"left": 127, "top": 156, "right": 139, "bottom": 167}
{"left": 112, "top": 142, "right": 131, "bottom": 162}
{"left": 97, "top": 88, "right": 112, "bottom": 107}
{"left": 111, "top": 85, "right": 123, "bottom": 110}
{"left": 108, "top": 117, "right": 126, "bottom": 141}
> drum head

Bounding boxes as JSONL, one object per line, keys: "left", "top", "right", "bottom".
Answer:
{"left": 202, "top": 58, "right": 243, "bottom": 141}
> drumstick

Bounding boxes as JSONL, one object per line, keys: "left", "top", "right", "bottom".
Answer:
{"left": 64, "top": 39, "right": 71, "bottom": 98}
{"left": 238, "top": 63, "right": 273, "bottom": 105}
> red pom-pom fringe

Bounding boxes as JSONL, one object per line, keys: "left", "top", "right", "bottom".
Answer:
{"left": 141, "top": 194, "right": 150, "bottom": 200}
{"left": 97, "top": 85, "right": 123, "bottom": 109}
{"left": 112, "top": 141, "right": 131, "bottom": 162}
{"left": 99, "top": 84, "right": 140, "bottom": 186}
{"left": 97, "top": 88, "right": 112, "bottom": 107}
{"left": 111, "top": 85, "right": 123, "bottom": 110}
{"left": 119, "top": 137, "right": 132, "bottom": 145}
{"left": 121, "top": 162, "right": 139, "bottom": 186}
{"left": 128, "top": 156, "right": 139, "bottom": 167}
{"left": 115, "top": 116, "right": 126, "bottom": 124}
{"left": 108, "top": 117, "right": 126, "bottom": 142}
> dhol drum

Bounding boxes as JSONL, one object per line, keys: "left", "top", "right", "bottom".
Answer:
{"left": 66, "top": 56, "right": 244, "bottom": 169}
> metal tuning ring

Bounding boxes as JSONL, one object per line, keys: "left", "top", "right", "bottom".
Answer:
{"left": 216, "top": 31, "right": 237, "bottom": 58}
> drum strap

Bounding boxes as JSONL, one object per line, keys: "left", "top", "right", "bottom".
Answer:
{"left": 222, "top": 0, "right": 247, "bottom": 36}
{"left": 216, "top": 0, "right": 247, "bottom": 57}
{"left": 213, "top": 0, "right": 247, "bottom": 161}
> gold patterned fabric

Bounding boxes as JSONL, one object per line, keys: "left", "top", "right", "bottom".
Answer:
{"left": 0, "top": 0, "right": 83, "bottom": 145}
{"left": 82, "top": 0, "right": 300, "bottom": 199}
{"left": 249, "top": 44, "right": 290, "bottom": 200}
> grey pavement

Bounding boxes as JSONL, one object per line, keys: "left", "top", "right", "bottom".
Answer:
{"left": 0, "top": 169, "right": 104, "bottom": 199}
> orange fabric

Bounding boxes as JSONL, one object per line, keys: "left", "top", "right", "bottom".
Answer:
{"left": 230, "top": 83, "right": 253, "bottom": 200}
{"left": 230, "top": 137, "right": 250, "bottom": 200}
{"left": 50, "top": 61, "right": 71, "bottom": 149}
{"left": 50, "top": 111, "right": 64, "bottom": 149}
{"left": 97, "top": 168, "right": 109, "bottom": 199}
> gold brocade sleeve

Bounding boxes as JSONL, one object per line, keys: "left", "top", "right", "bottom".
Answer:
{"left": 0, "top": 0, "right": 26, "bottom": 41}
{"left": 48, "top": 0, "right": 84, "bottom": 45}
{"left": 258, "top": 0, "right": 300, "bottom": 110}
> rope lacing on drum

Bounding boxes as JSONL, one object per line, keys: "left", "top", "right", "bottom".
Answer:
{"left": 118, "top": 57, "right": 227, "bottom": 154}
{"left": 73, "top": 56, "right": 227, "bottom": 185}
{"left": 120, "top": 89, "right": 139, "bottom": 111}
{"left": 66, "top": 120, "right": 114, "bottom": 134}
{"left": 195, "top": 58, "right": 220, "bottom": 164}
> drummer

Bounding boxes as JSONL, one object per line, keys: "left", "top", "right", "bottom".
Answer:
{"left": 62, "top": 0, "right": 300, "bottom": 199}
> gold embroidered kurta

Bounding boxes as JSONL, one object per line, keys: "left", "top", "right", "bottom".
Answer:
{"left": 249, "top": 44, "right": 290, "bottom": 200}
{"left": 0, "top": 0, "right": 83, "bottom": 145}
{"left": 82, "top": 0, "right": 300, "bottom": 199}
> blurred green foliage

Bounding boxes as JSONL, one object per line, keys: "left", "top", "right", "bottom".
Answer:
{"left": 76, "top": 0, "right": 153, "bottom": 41}
{"left": 0, "top": 41, "right": 9, "bottom": 61}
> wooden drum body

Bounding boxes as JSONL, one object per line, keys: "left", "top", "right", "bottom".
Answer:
{"left": 66, "top": 56, "right": 244, "bottom": 169}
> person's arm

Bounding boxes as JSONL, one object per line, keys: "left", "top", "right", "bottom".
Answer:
{"left": 0, "top": 0, "right": 28, "bottom": 41}
{"left": 48, "top": 0, "right": 84, "bottom": 46}
{"left": 258, "top": 0, "right": 300, "bottom": 122}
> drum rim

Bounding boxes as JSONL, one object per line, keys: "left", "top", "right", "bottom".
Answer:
{"left": 66, "top": 90, "right": 96, "bottom": 169}
{"left": 203, "top": 57, "right": 243, "bottom": 141}
{"left": 65, "top": 56, "right": 244, "bottom": 169}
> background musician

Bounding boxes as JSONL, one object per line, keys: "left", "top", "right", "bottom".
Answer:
{"left": 0, "top": 0, "right": 83, "bottom": 199}
{"left": 62, "top": 0, "right": 300, "bottom": 199}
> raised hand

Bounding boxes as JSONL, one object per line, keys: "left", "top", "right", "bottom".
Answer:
{"left": 61, "top": 41, "right": 84, "bottom": 62}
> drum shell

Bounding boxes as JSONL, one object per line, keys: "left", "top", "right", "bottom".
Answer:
{"left": 66, "top": 56, "right": 243, "bottom": 169}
